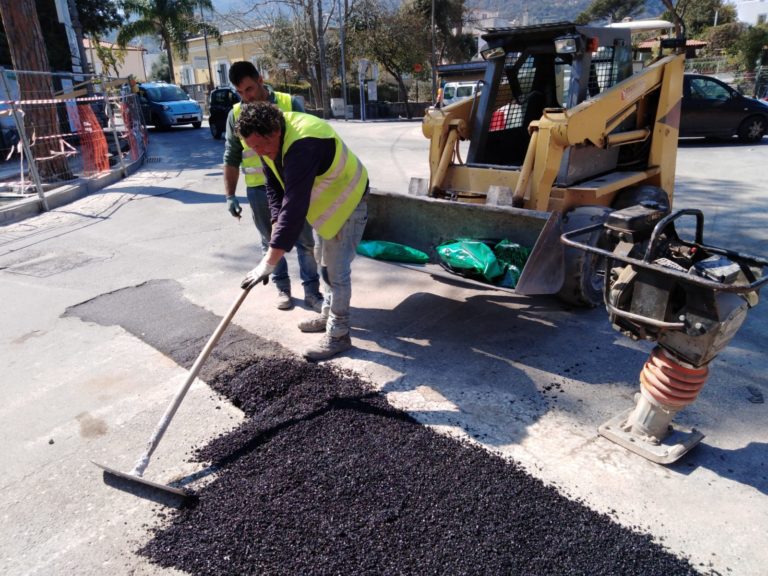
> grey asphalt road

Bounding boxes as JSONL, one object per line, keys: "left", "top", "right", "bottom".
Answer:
{"left": 0, "top": 120, "right": 766, "bottom": 575}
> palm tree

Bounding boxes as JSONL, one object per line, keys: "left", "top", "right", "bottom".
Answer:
{"left": 117, "top": 0, "right": 220, "bottom": 84}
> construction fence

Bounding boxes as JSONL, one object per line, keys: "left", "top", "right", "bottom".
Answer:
{"left": 0, "top": 68, "right": 148, "bottom": 214}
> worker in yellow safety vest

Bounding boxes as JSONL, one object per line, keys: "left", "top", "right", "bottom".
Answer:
{"left": 237, "top": 102, "right": 369, "bottom": 361}
{"left": 223, "top": 61, "right": 322, "bottom": 312}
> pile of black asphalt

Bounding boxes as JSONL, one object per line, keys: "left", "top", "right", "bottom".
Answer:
{"left": 140, "top": 355, "right": 701, "bottom": 576}
{"left": 65, "top": 280, "right": 700, "bottom": 575}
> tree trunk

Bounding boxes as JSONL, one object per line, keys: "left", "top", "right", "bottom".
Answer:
{"left": 316, "top": 0, "right": 331, "bottom": 118}
{"left": 0, "top": 0, "right": 74, "bottom": 181}
{"left": 163, "top": 34, "right": 177, "bottom": 84}
{"left": 394, "top": 74, "right": 412, "bottom": 119}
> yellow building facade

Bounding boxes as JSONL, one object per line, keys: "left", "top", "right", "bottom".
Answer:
{"left": 174, "top": 28, "right": 275, "bottom": 88}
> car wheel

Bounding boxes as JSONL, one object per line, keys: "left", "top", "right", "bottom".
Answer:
{"left": 192, "top": 121, "right": 202, "bottom": 129}
{"left": 737, "top": 115, "right": 766, "bottom": 143}
{"left": 209, "top": 122, "right": 223, "bottom": 140}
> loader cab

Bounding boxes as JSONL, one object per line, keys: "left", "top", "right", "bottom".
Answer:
{"left": 468, "top": 23, "right": 633, "bottom": 182}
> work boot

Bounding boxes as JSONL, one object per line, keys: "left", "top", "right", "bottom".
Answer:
{"left": 298, "top": 314, "right": 327, "bottom": 333}
{"left": 304, "top": 293, "right": 324, "bottom": 313}
{"left": 276, "top": 290, "right": 294, "bottom": 310}
{"left": 303, "top": 333, "right": 352, "bottom": 361}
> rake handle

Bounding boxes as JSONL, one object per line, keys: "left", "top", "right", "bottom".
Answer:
{"left": 130, "top": 287, "right": 251, "bottom": 476}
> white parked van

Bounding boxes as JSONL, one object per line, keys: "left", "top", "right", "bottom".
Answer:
{"left": 441, "top": 81, "right": 479, "bottom": 106}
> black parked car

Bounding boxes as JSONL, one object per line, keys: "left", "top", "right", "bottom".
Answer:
{"left": 681, "top": 73, "right": 768, "bottom": 142}
{"left": 208, "top": 86, "right": 240, "bottom": 139}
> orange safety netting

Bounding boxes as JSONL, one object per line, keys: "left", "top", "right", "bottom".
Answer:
{"left": 76, "top": 104, "right": 109, "bottom": 175}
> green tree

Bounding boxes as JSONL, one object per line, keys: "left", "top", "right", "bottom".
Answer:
{"left": 736, "top": 24, "right": 768, "bottom": 72}
{"left": 576, "top": 0, "right": 646, "bottom": 24}
{"left": 77, "top": 0, "right": 122, "bottom": 35}
{"left": 265, "top": 0, "right": 348, "bottom": 117}
{"left": 117, "top": 0, "right": 220, "bottom": 84}
{"left": 348, "top": 0, "right": 430, "bottom": 118}
{"left": 269, "top": 15, "right": 318, "bottom": 106}
{"left": 703, "top": 21, "right": 746, "bottom": 55}
{"left": 150, "top": 51, "right": 171, "bottom": 81}
{"left": 412, "top": 0, "right": 474, "bottom": 64}
{"left": 91, "top": 39, "right": 126, "bottom": 77}
{"left": 663, "top": 0, "right": 736, "bottom": 37}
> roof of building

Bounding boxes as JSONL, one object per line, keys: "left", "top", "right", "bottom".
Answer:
{"left": 83, "top": 38, "right": 146, "bottom": 52}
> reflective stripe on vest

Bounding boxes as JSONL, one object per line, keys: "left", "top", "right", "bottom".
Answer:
{"left": 233, "top": 93, "right": 293, "bottom": 186}
{"left": 262, "top": 112, "right": 368, "bottom": 240}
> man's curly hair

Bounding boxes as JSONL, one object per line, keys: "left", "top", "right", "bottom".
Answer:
{"left": 236, "top": 101, "right": 283, "bottom": 139}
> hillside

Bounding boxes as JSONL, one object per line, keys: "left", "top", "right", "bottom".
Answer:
{"left": 471, "top": 0, "right": 668, "bottom": 25}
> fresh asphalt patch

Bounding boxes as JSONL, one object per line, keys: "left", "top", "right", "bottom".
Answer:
{"left": 65, "top": 280, "right": 703, "bottom": 575}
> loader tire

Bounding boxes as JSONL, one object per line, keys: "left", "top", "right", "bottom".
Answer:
{"left": 557, "top": 206, "right": 612, "bottom": 308}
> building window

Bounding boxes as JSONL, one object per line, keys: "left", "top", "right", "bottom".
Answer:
{"left": 759, "top": 14, "right": 767, "bottom": 25}
{"left": 181, "top": 66, "right": 194, "bottom": 85}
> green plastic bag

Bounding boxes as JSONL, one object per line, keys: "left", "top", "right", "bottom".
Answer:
{"left": 436, "top": 239, "right": 504, "bottom": 282}
{"left": 356, "top": 240, "right": 430, "bottom": 264}
{"left": 493, "top": 240, "right": 531, "bottom": 288}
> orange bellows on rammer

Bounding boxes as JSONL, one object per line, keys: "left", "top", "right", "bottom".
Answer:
{"left": 639, "top": 347, "right": 709, "bottom": 409}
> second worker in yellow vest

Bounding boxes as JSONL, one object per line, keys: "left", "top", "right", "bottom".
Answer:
{"left": 222, "top": 61, "right": 322, "bottom": 312}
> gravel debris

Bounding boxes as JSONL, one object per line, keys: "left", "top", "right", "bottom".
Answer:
{"left": 139, "top": 355, "right": 701, "bottom": 576}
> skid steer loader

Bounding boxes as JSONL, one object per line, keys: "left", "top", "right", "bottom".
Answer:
{"left": 363, "top": 19, "right": 768, "bottom": 463}
{"left": 364, "top": 20, "right": 686, "bottom": 306}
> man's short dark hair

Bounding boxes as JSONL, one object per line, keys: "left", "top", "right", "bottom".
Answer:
{"left": 236, "top": 101, "right": 283, "bottom": 139}
{"left": 229, "top": 61, "right": 259, "bottom": 87}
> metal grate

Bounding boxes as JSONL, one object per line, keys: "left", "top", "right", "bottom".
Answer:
{"left": 146, "top": 156, "right": 163, "bottom": 163}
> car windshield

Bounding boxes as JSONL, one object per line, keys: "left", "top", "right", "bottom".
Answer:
{"left": 145, "top": 86, "right": 189, "bottom": 102}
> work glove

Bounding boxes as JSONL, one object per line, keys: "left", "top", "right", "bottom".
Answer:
{"left": 226, "top": 195, "right": 242, "bottom": 219}
{"left": 241, "top": 257, "right": 276, "bottom": 290}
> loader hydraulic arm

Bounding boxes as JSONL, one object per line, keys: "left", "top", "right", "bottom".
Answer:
{"left": 517, "top": 53, "right": 685, "bottom": 211}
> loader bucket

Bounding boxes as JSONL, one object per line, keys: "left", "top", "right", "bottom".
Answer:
{"left": 363, "top": 189, "right": 565, "bottom": 295}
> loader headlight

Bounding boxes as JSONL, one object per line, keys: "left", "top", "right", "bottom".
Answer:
{"left": 554, "top": 35, "right": 581, "bottom": 54}
{"left": 481, "top": 46, "right": 505, "bottom": 60}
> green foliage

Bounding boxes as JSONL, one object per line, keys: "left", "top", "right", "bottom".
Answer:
{"left": 150, "top": 52, "right": 170, "bottom": 82}
{"left": 77, "top": 0, "right": 123, "bottom": 36}
{"left": 348, "top": 0, "right": 430, "bottom": 80}
{"left": 411, "top": 0, "right": 473, "bottom": 63}
{"left": 576, "top": 0, "right": 646, "bottom": 24}
{"left": 91, "top": 33, "right": 126, "bottom": 76}
{"left": 117, "top": 0, "right": 220, "bottom": 83}
{"left": 736, "top": 24, "right": 768, "bottom": 72}
{"left": 663, "top": 0, "right": 736, "bottom": 37}
{"left": 703, "top": 22, "right": 747, "bottom": 55}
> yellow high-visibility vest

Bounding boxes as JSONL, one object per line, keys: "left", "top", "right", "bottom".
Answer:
{"left": 262, "top": 112, "right": 367, "bottom": 239}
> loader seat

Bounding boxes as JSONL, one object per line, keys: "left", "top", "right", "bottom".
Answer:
{"left": 481, "top": 90, "right": 546, "bottom": 167}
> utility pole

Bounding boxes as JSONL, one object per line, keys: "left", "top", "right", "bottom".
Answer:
{"left": 200, "top": 2, "right": 214, "bottom": 89}
{"left": 430, "top": 0, "right": 436, "bottom": 102}
{"left": 317, "top": 0, "right": 331, "bottom": 118}
{"left": 338, "top": 0, "right": 348, "bottom": 118}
